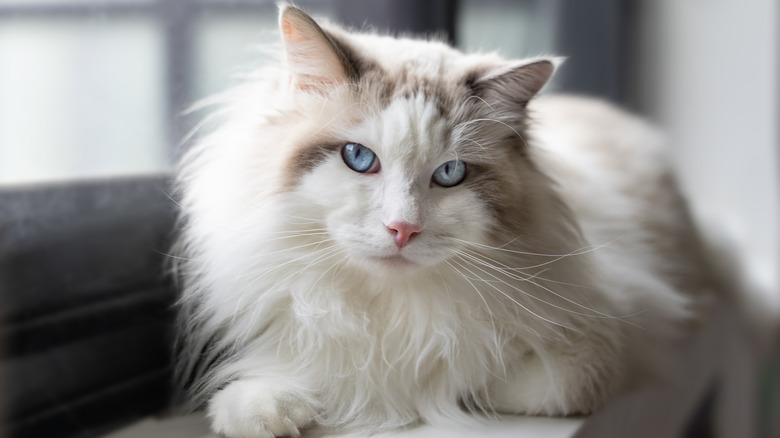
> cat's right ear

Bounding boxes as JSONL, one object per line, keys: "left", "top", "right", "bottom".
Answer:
{"left": 279, "top": 4, "right": 355, "bottom": 93}
{"left": 471, "top": 58, "right": 561, "bottom": 110}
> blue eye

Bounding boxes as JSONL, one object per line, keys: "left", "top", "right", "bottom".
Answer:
{"left": 341, "top": 142, "right": 379, "bottom": 173}
{"left": 432, "top": 160, "right": 467, "bottom": 187}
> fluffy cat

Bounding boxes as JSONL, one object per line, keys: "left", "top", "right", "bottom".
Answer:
{"left": 173, "top": 4, "right": 708, "bottom": 437}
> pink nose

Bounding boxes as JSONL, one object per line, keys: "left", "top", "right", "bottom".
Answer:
{"left": 386, "top": 222, "right": 422, "bottom": 248}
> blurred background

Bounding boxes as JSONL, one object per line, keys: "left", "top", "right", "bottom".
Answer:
{"left": 0, "top": 0, "right": 777, "bottom": 437}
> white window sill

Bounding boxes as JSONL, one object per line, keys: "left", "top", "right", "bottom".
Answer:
{"left": 104, "top": 413, "right": 584, "bottom": 438}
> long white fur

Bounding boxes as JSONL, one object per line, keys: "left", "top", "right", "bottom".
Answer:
{"left": 174, "top": 6, "right": 699, "bottom": 438}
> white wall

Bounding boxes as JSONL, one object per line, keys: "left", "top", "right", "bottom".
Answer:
{"left": 632, "top": 0, "right": 779, "bottom": 321}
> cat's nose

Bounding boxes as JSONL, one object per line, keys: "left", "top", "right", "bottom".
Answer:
{"left": 385, "top": 222, "right": 422, "bottom": 248}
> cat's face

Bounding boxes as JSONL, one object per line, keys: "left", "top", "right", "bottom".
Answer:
{"left": 293, "top": 94, "right": 494, "bottom": 273}
{"left": 264, "top": 8, "right": 556, "bottom": 274}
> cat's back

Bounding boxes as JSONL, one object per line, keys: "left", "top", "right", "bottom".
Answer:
{"left": 528, "top": 94, "right": 672, "bottom": 224}
{"left": 529, "top": 94, "right": 666, "bottom": 183}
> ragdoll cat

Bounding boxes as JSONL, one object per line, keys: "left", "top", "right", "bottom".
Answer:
{"left": 174, "top": 4, "right": 708, "bottom": 437}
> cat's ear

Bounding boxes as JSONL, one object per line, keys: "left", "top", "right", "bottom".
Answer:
{"left": 472, "top": 58, "right": 561, "bottom": 109}
{"left": 279, "top": 4, "right": 355, "bottom": 93}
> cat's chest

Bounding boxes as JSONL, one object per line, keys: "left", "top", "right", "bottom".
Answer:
{"left": 292, "top": 284, "right": 520, "bottom": 382}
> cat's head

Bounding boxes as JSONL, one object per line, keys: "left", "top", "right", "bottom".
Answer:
{"left": 207, "top": 5, "right": 561, "bottom": 276}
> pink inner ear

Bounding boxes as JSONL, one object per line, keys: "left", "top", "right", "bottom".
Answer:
{"left": 279, "top": 8, "right": 349, "bottom": 93}
{"left": 281, "top": 19, "right": 297, "bottom": 40}
{"left": 281, "top": 16, "right": 307, "bottom": 44}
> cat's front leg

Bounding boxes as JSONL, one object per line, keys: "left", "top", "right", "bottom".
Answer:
{"left": 207, "top": 376, "right": 318, "bottom": 438}
{"left": 489, "top": 346, "right": 619, "bottom": 416}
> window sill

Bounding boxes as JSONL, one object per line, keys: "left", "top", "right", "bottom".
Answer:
{"left": 104, "top": 413, "right": 584, "bottom": 438}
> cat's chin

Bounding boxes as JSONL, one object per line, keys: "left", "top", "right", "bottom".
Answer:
{"left": 370, "top": 254, "right": 416, "bottom": 268}
{"left": 362, "top": 253, "right": 428, "bottom": 273}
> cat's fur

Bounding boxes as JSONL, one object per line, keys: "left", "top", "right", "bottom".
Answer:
{"left": 174, "top": 4, "right": 707, "bottom": 437}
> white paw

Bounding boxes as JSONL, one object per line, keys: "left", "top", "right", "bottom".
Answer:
{"left": 207, "top": 378, "right": 316, "bottom": 438}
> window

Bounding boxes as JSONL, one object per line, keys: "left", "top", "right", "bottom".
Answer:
{"left": 0, "top": 0, "right": 338, "bottom": 184}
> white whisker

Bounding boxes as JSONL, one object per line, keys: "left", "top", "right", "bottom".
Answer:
{"left": 454, "top": 249, "right": 641, "bottom": 326}
{"left": 449, "top": 236, "right": 613, "bottom": 259}
{"left": 453, "top": 117, "right": 528, "bottom": 148}
{"left": 448, "top": 257, "right": 582, "bottom": 335}
{"left": 442, "top": 260, "right": 505, "bottom": 372}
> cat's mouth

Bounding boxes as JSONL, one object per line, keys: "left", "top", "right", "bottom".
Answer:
{"left": 370, "top": 254, "right": 416, "bottom": 268}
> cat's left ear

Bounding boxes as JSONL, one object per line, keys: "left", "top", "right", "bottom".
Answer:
{"left": 472, "top": 58, "right": 562, "bottom": 108}
{"left": 279, "top": 4, "right": 355, "bottom": 93}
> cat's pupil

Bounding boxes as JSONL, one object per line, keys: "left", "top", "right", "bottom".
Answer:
{"left": 432, "top": 160, "right": 467, "bottom": 188}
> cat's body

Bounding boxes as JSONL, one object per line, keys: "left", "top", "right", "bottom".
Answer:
{"left": 174, "top": 5, "right": 707, "bottom": 437}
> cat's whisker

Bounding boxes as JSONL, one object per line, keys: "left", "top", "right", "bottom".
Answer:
{"left": 235, "top": 242, "right": 339, "bottom": 300}
{"left": 155, "top": 250, "right": 194, "bottom": 262}
{"left": 453, "top": 250, "right": 596, "bottom": 317}
{"left": 160, "top": 187, "right": 185, "bottom": 210}
{"left": 456, "top": 247, "right": 591, "bottom": 291}
{"left": 264, "top": 231, "right": 330, "bottom": 240}
{"left": 284, "top": 250, "right": 349, "bottom": 326}
{"left": 258, "top": 225, "right": 329, "bottom": 234}
{"left": 235, "top": 239, "right": 336, "bottom": 267}
{"left": 271, "top": 224, "right": 329, "bottom": 231}
{"left": 441, "top": 260, "right": 505, "bottom": 373}
{"left": 455, "top": 246, "right": 646, "bottom": 324}
{"left": 254, "top": 230, "right": 331, "bottom": 244}
{"left": 447, "top": 257, "right": 582, "bottom": 335}
{"left": 303, "top": 251, "right": 350, "bottom": 297}
{"left": 203, "top": 239, "right": 337, "bottom": 322}
{"left": 459, "top": 137, "right": 489, "bottom": 152}
{"left": 319, "top": 252, "right": 353, "bottom": 291}
{"left": 244, "top": 227, "right": 328, "bottom": 238}
{"left": 449, "top": 236, "right": 611, "bottom": 259}
{"left": 518, "top": 269, "right": 597, "bottom": 290}
{"left": 233, "top": 245, "right": 344, "bottom": 334}
{"left": 453, "top": 249, "right": 642, "bottom": 326}
{"left": 444, "top": 262, "right": 562, "bottom": 343}
{"left": 450, "top": 237, "right": 618, "bottom": 272}
{"left": 279, "top": 213, "right": 327, "bottom": 224}
{"left": 462, "top": 94, "right": 498, "bottom": 113}
{"left": 328, "top": 254, "right": 351, "bottom": 290}
{"left": 239, "top": 205, "right": 326, "bottom": 225}
{"left": 453, "top": 118, "right": 528, "bottom": 148}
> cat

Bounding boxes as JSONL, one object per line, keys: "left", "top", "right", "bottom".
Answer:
{"left": 173, "top": 4, "right": 709, "bottom": 437}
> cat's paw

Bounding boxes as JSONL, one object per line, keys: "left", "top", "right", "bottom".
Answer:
{"left": 207, "top": 378, "right": 317, "bottom": 438}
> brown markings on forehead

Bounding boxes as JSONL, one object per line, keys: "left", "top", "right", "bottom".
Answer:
{"left": 369, "top": 69, "right": 476, "bottom": 120}
{"left": 280, "top": 140, "right": 343, "bottom": 192}
{"left": 342, "top": 46, "right": 483, "bottom": 123}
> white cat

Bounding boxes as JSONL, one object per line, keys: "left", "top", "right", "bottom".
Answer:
{"left": 173, "top": 4, "right": 708, "bottom": 437}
